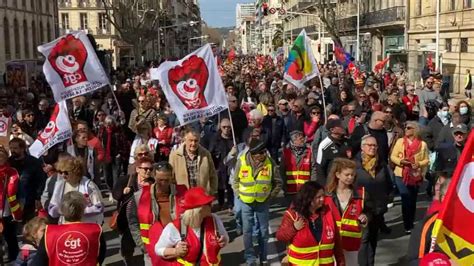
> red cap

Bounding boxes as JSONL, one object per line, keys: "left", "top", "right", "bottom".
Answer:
{"left": 182, "top": 187, "right": 215, "bottom": 210}
{"left": 420, "top": 252, "right": 451, "bottom": 266}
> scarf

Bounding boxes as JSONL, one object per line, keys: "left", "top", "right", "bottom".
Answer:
{"left": 105, "top": 127, "right": 113, "bottom": 162}
{"left": 290, "top": 141, "right": 306, "bottom": 157}
{"left": 361, "top": 153, "right": 377, "bottom": 177}
{"left": 402, "top": 137, "right": 422, "bottom": 186}
{"left": 348, "top": 117, "right": 356, "bottom": 135}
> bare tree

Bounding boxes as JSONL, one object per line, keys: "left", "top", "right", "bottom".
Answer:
{"left": 101, "top": 0, "right": 168, "bottom": 65}
{"left": 314, "top": 0, "right": 342, "bottom": 46}
{"left": 202, "top": 26, "right": 222, "bottom": 46}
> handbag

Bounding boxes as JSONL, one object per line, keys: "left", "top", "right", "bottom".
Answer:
{"left": 109, "top": 175, "right": 134, "bottom": 230}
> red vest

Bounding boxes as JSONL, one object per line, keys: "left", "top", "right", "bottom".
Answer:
{"left": 324, "top": 187, "right": 365, "bottom": 251}
{"left": 45, "top": 223, "right": 101, "bottom": 266}
{"left": 173, "top": 216, "right": 221, "bottom": 266}
{"left": 286, "top": 208, "right": 336, "bottom": 266}
{"left": 283, "top": 147, "right": 312, "bottom": 194}
{"left": 137, "top": 184, "right": 186, "bottom": 265}
{"left": 0, "top": 166, "right": 22, "bottom": 220}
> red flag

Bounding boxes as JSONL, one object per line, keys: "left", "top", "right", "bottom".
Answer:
{"left": 373, "top": 57, "right": 390, "bottom": 73}
{"left": 432, "top": 130, "right": 474, "bottom": 264}
{"left": 227, "top": 48, "right": 236, "bottom": 63}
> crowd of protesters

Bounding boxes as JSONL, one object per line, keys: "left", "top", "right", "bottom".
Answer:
{"left": 0, "top": 50, "right": 470, "bottom": 266}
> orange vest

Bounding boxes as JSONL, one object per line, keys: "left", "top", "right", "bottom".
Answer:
{"left": 173, "top": 216, "right": 221, "bottom": 266}
{"left": 137, "top": 184, "right": 186, "bottom": 265}
{"left": 45, "top": 223, "right": 101, "bottom": 266}
{"left": 283, "top": 147, "right": 312, "bottom": 194}
{"left": 0, "top": 166, "right": 22, "bottom": 220}
{"left": 325, "top": 187, "right": 365, "bottom": 251}
{"left": 286, "top": 208, "right": 336, "bottom": 266}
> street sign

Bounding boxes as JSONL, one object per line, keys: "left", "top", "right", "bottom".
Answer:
{"left": 278, "top": 8, "right": 286, "bottom": 15}
{"left": 269, "top": 8, "right": 276, "bottom": 14}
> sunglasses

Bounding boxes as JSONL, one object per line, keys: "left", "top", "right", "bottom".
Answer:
{"left": 58, "top": 170, "right": 69, "bottom": 175}
{"left": 138, "top": 100, "right": 145, "bottom": 103}
{"left": 405, "top": 126, "right": 414, "bottom": 130}
{"left": 311, "top": 111, "right": 320, "bottom": 115}
{"left": 138, "top": 167, "right": 153, "bottom": 172}
{"left": 137, "top": 152, "right": 148, "bottom": 156}
{"left": 385, "top": 110, "right": 393, "bottom": 114}
{"left": 268, "top": 109, "right": 275, "bottom": 112}
{"left": 221, "top": 125, "right": 231, "bottom": 129}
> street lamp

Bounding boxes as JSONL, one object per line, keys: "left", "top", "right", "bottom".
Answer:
{"left": 188, "top": 35, "right": 209, "bottom": 53}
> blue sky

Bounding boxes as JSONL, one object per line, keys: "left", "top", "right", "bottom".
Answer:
{"left": 200, "top": 0, "right": 255, "bottom": 27}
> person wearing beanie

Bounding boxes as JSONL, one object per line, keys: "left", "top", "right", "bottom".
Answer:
{"left": 280, "top": 130, "right": 316, "bottom": 199}
{"left": 232, "top": 138, "right": 282, "bottom": 265}
{"left": 155, "top": 187, "right": 228, "bottom": 265}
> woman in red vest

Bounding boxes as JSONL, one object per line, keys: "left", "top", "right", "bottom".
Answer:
{"left": 276, "top": 181, "right": 345, "bottom": 266}
{"left": 325, "top": 158, "right": 371, "bottom": 266}
{"left": 155, "top": 186, "right": 228, "bottom": 265}
{"left": 129, "top": 161, "right": 187, "bottom": 265}
{"left": 33, "top": 191, "right": 106, "bottom": 265}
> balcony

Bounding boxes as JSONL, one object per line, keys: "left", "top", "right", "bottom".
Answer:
{"left": 96, "top": 27, "right": 112, "bottom": 36}
{"left": 58, "top": 0, "right": 72, "bottom": 8}
{"left": 77, "top": 0, "right": 90, "bottom": 8}
{"left": 361, "top": 6, "right": 405, "bottom": 26}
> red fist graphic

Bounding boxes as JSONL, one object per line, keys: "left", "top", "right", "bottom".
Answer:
{"left": 48, "top": 34, "right": 88, "bottom": 87}
{"left": 37, "top": 104, "right": 60, "bottom": 145}
{"left": 168, "top": 55, "right": 209, "bottom": 109}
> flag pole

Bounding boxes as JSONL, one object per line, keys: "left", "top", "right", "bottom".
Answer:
{"left": 316, "top": 64, "right": 328, "bottom": 124}
{"left": 226, "top": 107, "right": 237, "bottom": 146}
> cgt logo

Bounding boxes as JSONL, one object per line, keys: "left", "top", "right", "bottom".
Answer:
{"left": 48, "top": 34, "right": 88, "bottom": 87}
{"left": 56, "top": 231, "right": 90, "bottom": 264}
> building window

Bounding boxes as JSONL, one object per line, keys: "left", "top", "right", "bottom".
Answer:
{"left": 446, "top": 38, "right": 452, "bottom": 52}
{"left": 465, "top": 0, "right": 473, "bottom": 8}
{"left": 38, "top": 0, "right": 42, "bottom": 13}
{"left": 415, "top": 0, "right": 421, "bottom": 15}
{"left": 61, "top": 13, "right": 69, "bottom": 29}
{"left": 98, "top": 13, "right": 107, "bottom": 30}
{"left": 432, "top": 38, "right": 436, "bottom": 43}
{"left": 450, "top": 0, "right": 456, "bottom": 10}
{"left": 14, "top": 18, "right": 20, "bottom": 58}
{"left": 24, "top": 20, "right": 29, "bottom": 58}
{"left": 80, "top": 13, "right": 88, "bottom": 30}
{"left": 461, "top": 38, "right": 469, "bottom": 52}
{"left": 47, "top": 22, "right": 51, "bottom": 42}
{"left": 39, "top": 21, "right": 44, "bottom": 43}
{"left": 4, "top": 17, "right": 10, "bottom": 60}
{"left": 22, "top": 0, "right": 26, "bottom": 8}
{"left": 32, "top": 20, "right": 36, "bottom": 54}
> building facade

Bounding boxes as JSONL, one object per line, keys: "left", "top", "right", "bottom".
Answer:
{"left": 336, "top": 0, "right": 406, "bottom": 71}
{"left": 236, "top": 3, "right": 257, "bottom": 54}
{"left": 0, "top": 0, "right": 57, "bottom": 73}
{"left": 407, "top": 0, "right": 474, "bottom": 94}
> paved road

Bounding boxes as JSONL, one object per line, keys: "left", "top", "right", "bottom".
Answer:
{"left": 102, "top": 187, "right": 432, "bottom": 266}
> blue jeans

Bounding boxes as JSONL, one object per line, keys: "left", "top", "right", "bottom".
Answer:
{"left": 241, "top": 201, "right": 269, "bottom": 264}
{"left": 395, "top": 177, "right": 419, "bottom": 230}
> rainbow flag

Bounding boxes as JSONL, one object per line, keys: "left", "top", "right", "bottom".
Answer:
{"left": 284, "top": 29, "right": 319, "bottom": 89}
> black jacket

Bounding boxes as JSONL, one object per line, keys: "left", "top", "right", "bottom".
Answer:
{"left": 286, "top": 111, "right": 307, "bottom": 134}
{"left": 427, "top": 116, "right": 446, "bottom": 149}
{"left": 434, "top": 143, "right": 463, "bottom": 174}
{"left": 209, "top": 133, "right": 234, "bottom": 189}
{"left": 355, "top": 153, "right": 393, "bottom": 215}
{"left": 9, "top": 155, "right": 47, "bottom": 205}
{"left": 315, "top": 136, "right": 351, "bottom": 185}
{"left": 407, "top": 212, "right": 440, "bottom": 266}
{"left": 262, "top": 115, "right": 286, "bottom": 149}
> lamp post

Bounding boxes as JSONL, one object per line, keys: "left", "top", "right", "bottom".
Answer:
{"left": 157, "top": 20, "right": 202, "bottom": 59}
{"left": 188, "top": 35, "right": 209, "bottom": 52}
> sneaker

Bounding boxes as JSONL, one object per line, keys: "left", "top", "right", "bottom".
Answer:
{"left": 387, "top": 202, "right": 394, "bottom": 209}
{"left": 405, "top": 230, "right": 412, "bottom": 235}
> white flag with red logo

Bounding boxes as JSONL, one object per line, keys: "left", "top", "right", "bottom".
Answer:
{"left": 0, "top": 116, "right": 9, "bottom": 137}
{"left": 29, "top": 101, "right": 72, "bottom": 158}
{"left": 150, "top": 44, "right": 228, "bottom": 125}
{"left": 431, "top": 130, "right": 474, "bottom": 264}
{"left": 38, "top": 31, "right": 109, "bottom": 102}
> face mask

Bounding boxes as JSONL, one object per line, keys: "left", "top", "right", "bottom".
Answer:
{"left": 460, "top": 107, "right": 468, "bottom": 115}
{"left": 440, "top": 110, "right": 449, "bottom": 117}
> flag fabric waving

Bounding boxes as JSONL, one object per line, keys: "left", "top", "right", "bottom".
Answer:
{"left": 150, "top": 44, "right": 228, "bottom": 125}
{"left": 38, "top": 31, "right": 109, "bottom": 102}
{"left": 284, "top": 29, "right": 319, "bottom": 89}
{"left": 29, "top": 101, "right": 73, "bottom": 158}
{"left": 334, "top": 43, "right": 352, "bottom": 69}
{"left": 374, "top": 57, "right": 390, "bottom": 73}
{"left": 431, "top": 130, "right": 474, "bottom": 264}
{"left": 226, "top": 48, "right": 236, "bottom": 64}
